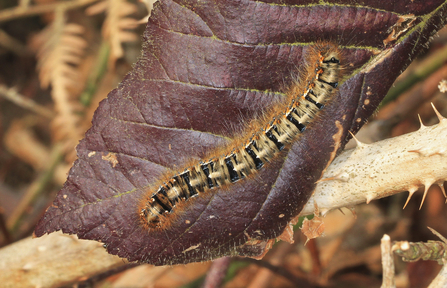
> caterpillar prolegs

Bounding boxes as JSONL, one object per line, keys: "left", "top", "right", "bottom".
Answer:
{"left": 138, "top": 42, "right": 343, "bottom": 229}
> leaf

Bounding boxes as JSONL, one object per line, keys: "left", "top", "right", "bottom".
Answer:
{"left": 35, "top": 0, "right": 447, "bottom": 265}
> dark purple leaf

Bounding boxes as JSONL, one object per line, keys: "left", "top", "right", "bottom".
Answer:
{"left": 35, "top": 0, "right": 447, "bottom": 265}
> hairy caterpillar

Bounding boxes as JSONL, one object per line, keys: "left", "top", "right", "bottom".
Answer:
{"left": 138, "top": 42, "right": 343, "bottom": 229}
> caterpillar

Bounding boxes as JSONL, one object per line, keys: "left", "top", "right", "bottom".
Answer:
{"left": 138, "top": 42, "right": 343, "bottom": 229}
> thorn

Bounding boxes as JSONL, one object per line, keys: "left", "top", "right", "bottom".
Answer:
{"left": 403, "top": 187, "right": 418, "bottom": 209}
{"left": 418, "top": 114, "right": 427, "bottom": 129}
{"left": 428, "top": 151, "right": 444, "bottom": 157}
{"left": 338, "top": 208, "right": 345, "bottom": 215}
{"left": 436, "top": 181, "right": 447, "bottom": 202}
{"left": 409, "top": 148, "right": 444, "bottom": 157}
{"left": 318, "top": 172, "right": 349, "bottom": 182}
{"left": 366, "top": 194, "right": 374, "bottom": 204}
{"left": 419, "top": 181, "right": 434, "bottom": 210}
{"left": 349, "top": 131, "right": 366, "bottom": 148}
{"left": 403, "top": 197, "right": 411, "bottom": 209}
{"left": 22, "top": 262, "right": 34, "bottom": 271}
{"left": 346, "top": 207, "right": 357, "bottom": 219}
{"left": 427, "top": 226, "right": 447, "bottom": 244}
{"left": 408, "top": 149, "right": 423, "bottom": 154}
{"left": 320, "top": 209, "right": 329, "bottom": 216}
{"left": 431, "top": 103, "right": 446, "bottom": 122}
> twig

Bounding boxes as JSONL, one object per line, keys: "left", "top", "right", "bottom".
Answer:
{"left": 392, "top": 227, "right": 447, "bottom": 264}
{"left": 382, "top": 45, "right": 447, "bottom": 106}
{"left": 0, "top": 30, "right": 30, "bottom": 56}
{"left": 0, "top": 0, "right": 99, "bottom": 23}
{"left": 307, "top": 239, "right": 322, "bottom": 276}
{"left": 0, "top": 85, "right": 54, "bottom": 119}
{"left": 391, "top": 228, "right": 447, "bottom": 288}
{"left": 376, "top": 65, "right": 447, "bottom": 133}
{"left": 381, "top": 234, "right": 396, "bottom": 288}
{"left": 202, "top": 257, "right": 232, "bottom": 288}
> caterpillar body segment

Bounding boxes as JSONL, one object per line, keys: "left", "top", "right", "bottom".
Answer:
{"left": 139, "top": 43, "right": 343, "bottom": 228}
